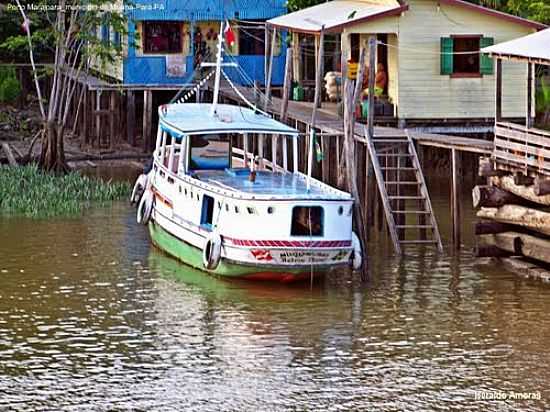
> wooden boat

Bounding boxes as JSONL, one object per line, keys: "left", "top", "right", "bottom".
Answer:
{"left": 131, "top": 23, "right": 361, "bottom": 282}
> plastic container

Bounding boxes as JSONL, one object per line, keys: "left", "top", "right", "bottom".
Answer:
{"left": 361, "top": 100, "right": 369, "bottom": 118}
{"left": 292, "top": 85, "right": 304, "bottom": 101}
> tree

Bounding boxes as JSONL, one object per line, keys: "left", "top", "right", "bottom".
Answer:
{"left": 12, "top": 0, "right": 129, "bottom": 172}
{"left": 286, "top": 0, "right": 324, "bottom": 12}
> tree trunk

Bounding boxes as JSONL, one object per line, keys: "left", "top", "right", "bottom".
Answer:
{"left": 472, "top": 185, "right": 528, "bottom": 208}
{"left": 491, "top": 175, "right": 550, "bottom": 206}
{"left": 479, "top": 232, "right": 550, "bottom": 264}
{"left": 474, "top": 221, "right": 513, "bottom": 235}
{"left": 534, "top": 177, "right": 550, "bottom": 197}
{"left": 477, "top": 205, "right": 550, "bottom": 237}
{"left": 39, "top": 121, "right": 68, "bottom": 173}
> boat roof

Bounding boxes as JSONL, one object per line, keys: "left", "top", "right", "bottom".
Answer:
{"left": 159, "top": 103, "right": 300, "bottom": 137}
{"left": 192, "top": 170, "right": 352, "bottom": 200}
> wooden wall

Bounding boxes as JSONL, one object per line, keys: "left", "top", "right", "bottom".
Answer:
{"left": 343, "top": 0, "right": 535, "bottom": 120}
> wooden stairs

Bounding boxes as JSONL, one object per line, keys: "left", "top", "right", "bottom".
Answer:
{"left": 365, "top": 129, "right": 443, "bottom": 255}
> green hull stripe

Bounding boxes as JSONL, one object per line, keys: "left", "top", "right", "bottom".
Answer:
{"left": 148, "top": 222, "right": 306, "bottom": 278}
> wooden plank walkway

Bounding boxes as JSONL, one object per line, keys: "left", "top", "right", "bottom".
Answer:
{"left": 218, "top": 84, "right": 492, "bottom": 154}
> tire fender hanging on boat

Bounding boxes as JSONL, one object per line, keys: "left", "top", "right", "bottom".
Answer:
{"left": 351, "top": 232, "right": 362, "bottom": 270}
{"left": 130, "top": 173, "right": 149, "bottom": 206}
{"left": 203, "top": 232, "right": 222, "bottom": 270}
{"left": 137, "top": 190, "right": 154, "bottom": 225}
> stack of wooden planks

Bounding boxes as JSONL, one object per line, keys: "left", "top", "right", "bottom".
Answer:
{"left": 474, "top": 158, "right": 550, "bottom": 270}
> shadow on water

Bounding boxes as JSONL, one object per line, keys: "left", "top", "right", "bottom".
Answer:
{"left": 1, "top": 194, "right": 550, "bottom": 410}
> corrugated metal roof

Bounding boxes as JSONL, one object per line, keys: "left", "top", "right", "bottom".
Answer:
{"left": 482, "top": 28, "right": 550, "bottom": 65}
{"left": 126, "top": 0, "right": 285, "bottom": 21}
{"left": 267, "top": 0, "right": 404, "bottom": 33}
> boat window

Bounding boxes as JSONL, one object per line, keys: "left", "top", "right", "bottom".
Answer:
{"left": 267, "top": 207, "right": 274, "bottom": 214}
{"left": 189, "top": 134, "right": 230, "bottom": 171}
{"left": 200, "top": 195, "right": 215, "bottom": 229}
{"left": 291, "top": 206, "right": 324, "bottom": 237}
{"left": 246, "top": 207, "right": 255, "bottom": 215}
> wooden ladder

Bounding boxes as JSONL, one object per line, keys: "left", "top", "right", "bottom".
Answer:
{"left": 365, "top": 129, "right": 443, "bottom": 255}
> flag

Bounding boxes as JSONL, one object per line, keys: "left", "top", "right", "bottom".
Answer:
{"left": 314, "top": 132, "right": 324, "bottom": 162}
{"left": 224, "top": 20, "right": 235, "bottom": 48}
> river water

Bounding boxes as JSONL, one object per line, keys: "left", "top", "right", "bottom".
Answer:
{"left": 1, "top": 177, "right": 549, "bottom": 411}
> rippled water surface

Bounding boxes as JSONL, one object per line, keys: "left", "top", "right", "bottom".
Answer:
{"left": 1, "top": 179, "right": 550, "bottom": 411}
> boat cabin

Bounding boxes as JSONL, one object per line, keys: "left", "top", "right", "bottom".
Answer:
{"left": 150, "top": 103, "right": 354, "bottom": 251}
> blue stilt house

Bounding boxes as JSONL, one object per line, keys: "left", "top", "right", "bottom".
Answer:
{"left": 115, "top": 0, "right": 287, "bottom": 86}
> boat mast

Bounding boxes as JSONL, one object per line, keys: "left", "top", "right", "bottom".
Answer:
{"left": 210, "top": 21, "right": 225, "bottom": 117}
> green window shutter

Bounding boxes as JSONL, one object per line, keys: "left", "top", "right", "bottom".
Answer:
{"left": 440, "top": 37, "right": 453, "bottom": 75}
{"left": 480, "top": 37, "right": 494, "bottom": 75}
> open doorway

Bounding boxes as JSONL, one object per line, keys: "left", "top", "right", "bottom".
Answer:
{"left": 201, "top": 194, "right": 215, "bottom": 229}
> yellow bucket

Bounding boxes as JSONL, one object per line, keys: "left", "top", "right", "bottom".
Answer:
{"left": 348, "top": 63, "right": 358, "bottom": 80}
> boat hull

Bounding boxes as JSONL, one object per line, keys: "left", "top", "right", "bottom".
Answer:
{"left": 148, "top": 221, "right": 334, "bottom": 282}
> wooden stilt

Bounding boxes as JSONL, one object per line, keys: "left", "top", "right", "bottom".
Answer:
{"left": 143, "top": 90, "right": 153, "bottom": 152}
{"left": 526, "top": 62, "right": 533, "bottom": 129}
{"left": 82, "top": 86, "right": 89, "bottom": 145}
{"left": 264, "top": 26, "right": 277, "bottom": 109}
{"left": 280, "top": 48, "right": 293, "bottom": 123}
{"left": 109, "top": 91, "right": 116, "bottom": 149}
{"left": 495, "top": 59, "right": 502, "bottom": 123}
{"left": 95, "top": 90, "right": 101, "bottom": 148}
{"left": 127, "top": 90, "right": 136, "bottom": 146}
{"left": 451, "top": 148, "right": 461, "bottom": 248}
{"left": 367, "top": 37, "right": 376, "bottom": 140}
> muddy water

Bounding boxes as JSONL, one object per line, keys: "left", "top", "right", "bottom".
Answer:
{"left": 1, "top": 178, "right": 550, "bottom": 411}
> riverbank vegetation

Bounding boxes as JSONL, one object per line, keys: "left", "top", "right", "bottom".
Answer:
{"left": 0, "top": 165, "right": 130, "bottom": 217}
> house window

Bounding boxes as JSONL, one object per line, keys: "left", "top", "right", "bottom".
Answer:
{"left": 454, "top": 36, "right": 480, "bottom": 74}
{"left": 143, "top": 21, "right": 183, "bottom": 54}
{"left": 238, "top": 24, "right": 264, "bottom": 55}
{"left": 440, "top": 36, "right": 494, "bottom": 76}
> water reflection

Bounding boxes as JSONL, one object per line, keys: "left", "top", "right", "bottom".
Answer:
{"left": 0, "top": 199, "right": 550, "bottom": 410}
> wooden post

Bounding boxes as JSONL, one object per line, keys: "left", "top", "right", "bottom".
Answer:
{"left": 417, "top": 143, "right": 426, "bottom": 239}
{"left": 311, "top": 27, "right": 325, "bottom": 114}
{"left": 109, "top": 91, "right": 116, "bottom": 149}
{"left": 265, "top": 26, "right": 277, "bottom": 109}
{"left": 95, "top": 90, "right": 101, "bottom": 148}
{"left": 127, "top": 90, "right": 136, "bottom": 146}
{"left": 143, "top": 90, "right": 153, "bottom": 152}
{"left": 280, "top": 48, "right": 293, "bottom": 123}
{"left": 344, "top": 78, "right": 368, "bottom": 274}
{"left": 526, "top": 62, "right": 533, "bottom": 128}
{"left": 367, "top": 37, "right": 376, "bottom": 140}
{"left": 283, "top": 137, "right": 288, "bottom": 171}
{"left": 292, "top": 32, "right": 301, "bottom": 84}
{"left": 271, "top": 135, "right": 278, "bottom": 170}
{"left": 82, "top": 86, "right": 89, "bottom": 145}
{"left": 264, "top": 27, "right": 269, "bottom": 87}
{"left": 451, "top": 148, "right": 461, "bottom": 248}
{"left": 495, "top": 58, "right": 502, "bottom": 123}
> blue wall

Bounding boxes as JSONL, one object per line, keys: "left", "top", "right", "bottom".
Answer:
{"left": 123, "top": 0, "right": 287, "bottom": 86}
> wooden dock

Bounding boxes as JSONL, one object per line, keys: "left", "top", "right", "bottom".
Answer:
{"left": 218, "top": 83, "right": 491, "bottom": 251}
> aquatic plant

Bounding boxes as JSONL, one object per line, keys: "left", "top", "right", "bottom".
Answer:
{"left": 0, "top": 164, "right": 130, "bottom": 218}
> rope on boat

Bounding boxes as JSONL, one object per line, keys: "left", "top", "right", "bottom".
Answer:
{"left": 221, "top": 70, "right": 271, "bottom": 118}
{"left": 172, "top": 70, "right": 216, "bottom": 104}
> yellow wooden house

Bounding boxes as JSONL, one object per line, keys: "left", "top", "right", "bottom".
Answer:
{"left": 268, "top": 0, "right": 546, "bottom": 131}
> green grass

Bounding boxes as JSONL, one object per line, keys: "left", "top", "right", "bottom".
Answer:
{"left": 0, "top": 164, "right": 131, "bottom": 218}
